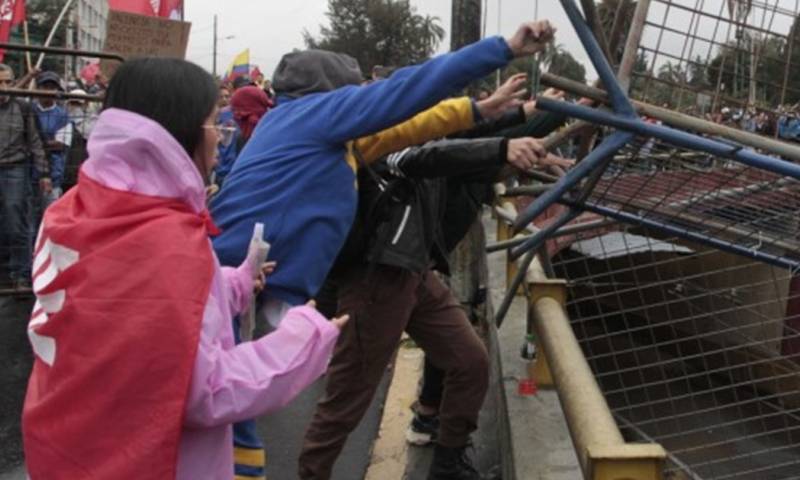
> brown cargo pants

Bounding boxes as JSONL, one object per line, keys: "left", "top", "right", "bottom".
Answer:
{"left": 298, "top": 265, "right": 489, "bottom": 479}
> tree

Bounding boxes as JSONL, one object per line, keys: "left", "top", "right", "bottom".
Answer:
{"left": 707, "top": 33, "right": 791, "bottom": 106}
{"left": 450, "top": 0, "right": 481, "bottom": 51}
{"left": 546, "top": 45, "right": 587, "bottom": 85}
{"left": 6, "top": 0, "right": 75, "bottom": 75}
{"left": 597, "top": 0, "right": 637, "bottom": 64}
{"left": 304, "top": 0, "right": 445, "bottom": 74}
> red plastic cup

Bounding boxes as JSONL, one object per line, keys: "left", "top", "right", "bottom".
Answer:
{"left": 518, "top": 378, "right": 538, "bottom": 396}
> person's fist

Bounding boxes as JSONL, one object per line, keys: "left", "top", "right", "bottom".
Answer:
{"left": 507, "top": 137, "right": 546, "bottom": 171}
{"left": 506, "top": 20, "right": 556, "bottom": 57}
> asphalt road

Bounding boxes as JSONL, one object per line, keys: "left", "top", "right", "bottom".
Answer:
{"left": 0, "top": 296, "right": 33, "bottom": 478}
{"left": 0, "top": 295, "right": 388, "bottom": 480}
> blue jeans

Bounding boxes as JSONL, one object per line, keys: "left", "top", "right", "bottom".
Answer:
{"left": 0, "top": 165, "right": 32, "bottom": 282}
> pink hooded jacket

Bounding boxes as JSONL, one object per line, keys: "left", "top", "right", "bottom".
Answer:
{"left": 81, "top": 108, "right": 339, "bottom": 479}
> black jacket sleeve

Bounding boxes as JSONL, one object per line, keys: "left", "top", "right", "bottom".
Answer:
{"left": 497, "top": 110, "right": 568, "bottom": 139}
{"left": 383, "top": 137, "right": 507, "bottom": 182}
{"left": 450, "top": 106, "right": 526, "bottom": 139}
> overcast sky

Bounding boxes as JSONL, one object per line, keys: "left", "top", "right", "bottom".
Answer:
{"left": 184, "top": 1, "right": 798, "bottom": 82}
{"left": 184, "top": 1, "right": 594, "bottom": 79}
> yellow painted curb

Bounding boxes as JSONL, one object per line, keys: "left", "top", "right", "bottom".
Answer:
{"left": 364, "top": 340, "right": 424, "bottom": 480}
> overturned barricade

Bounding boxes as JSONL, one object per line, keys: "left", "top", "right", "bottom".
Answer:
{"left": 490, "top": 1, "right": 800, "bottom": 479}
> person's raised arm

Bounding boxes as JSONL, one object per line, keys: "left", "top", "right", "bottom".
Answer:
{"left": 311, "top": 20, "right": 555, "bottom": 145}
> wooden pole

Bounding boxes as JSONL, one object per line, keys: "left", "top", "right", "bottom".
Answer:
{"left": 617, "top": 0, "right": 651, "bottom": 93}
{"left": 22, "top": 21, "right": 32, "bottom": 74}
{"left": 35, "top": 0, "right": 77, "bottom": 70}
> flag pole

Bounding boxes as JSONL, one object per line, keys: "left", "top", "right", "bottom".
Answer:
{"left": 34, "top": 0, "right": 77, "bottom": 70}
{"left": 22, "top": 20, "right": 32, "bottom": 74}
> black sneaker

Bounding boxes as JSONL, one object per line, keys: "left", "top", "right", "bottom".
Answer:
{"left": 406, "top": 409, "right": 439, "bottom": 446}
{"left": 426, "top": 444, "right": 481, "bottom": 480}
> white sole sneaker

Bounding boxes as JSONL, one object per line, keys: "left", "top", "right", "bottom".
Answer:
{"left": 406, "top": 426, "right": 435, "bottom": 446}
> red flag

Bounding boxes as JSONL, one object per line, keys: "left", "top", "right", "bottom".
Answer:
{"left": 159, "top": 0, "right": 183, "bottom": 19}
{"left": 108, "top": 0, "right": 154, "bottom": 15}
{"left": 109, "top": 0, "right": 182, "bottom": 18}
{"left": 22, "top": 172, "right": 214, "bottom": 479}
{"left": 0, "top": 0, "right": 26, "bottom": 61}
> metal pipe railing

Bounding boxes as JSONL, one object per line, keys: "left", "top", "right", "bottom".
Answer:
{"left": 525, "top": 254, "right": 666, "bottom": 479}
{"left": 0, "top": 42, "right": 125, "bottom": 62}
{"left": 539, "top": 71, "right": 800, "bottom": 163}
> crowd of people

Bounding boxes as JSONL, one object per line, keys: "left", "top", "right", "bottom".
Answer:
{"left": 4, "top": 18, "right": 567, "bottom": 480}
{"left": 5, "top": 12, "right": 795, "bottom": 480}
{"left": 0, "top": 64, "right": 102, "bottom": 290}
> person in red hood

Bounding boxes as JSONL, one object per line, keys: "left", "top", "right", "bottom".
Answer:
{"left": 230, "top": 85, "right": 273, "bottom": 150}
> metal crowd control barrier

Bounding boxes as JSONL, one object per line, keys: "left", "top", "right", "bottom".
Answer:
{"left": 488, "top": 1, "right": 800, "bottom": 479}
{"left": 0, "top": 43, "right": 115, "bottom": 296}
{"left": 495, "top": 0, "right": 800, "bottom": 326}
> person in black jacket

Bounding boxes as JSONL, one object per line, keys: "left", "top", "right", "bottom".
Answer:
{"left": 299, "top": 99, "right": 573, "bottom": 479}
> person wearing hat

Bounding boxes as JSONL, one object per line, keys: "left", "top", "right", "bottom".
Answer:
{"left": 34, "top": 71, "right": 71, "bottom": 204}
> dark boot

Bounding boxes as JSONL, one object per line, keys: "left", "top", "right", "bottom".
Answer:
{"left": 426, "top": 444, "right": 481, "bottom": 480}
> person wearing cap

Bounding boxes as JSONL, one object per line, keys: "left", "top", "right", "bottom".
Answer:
{"left": 0, "top": 63, "right": 48, "bottom": 290}
{"left": 33, "top": 71, "right": 71, "bottom": 205}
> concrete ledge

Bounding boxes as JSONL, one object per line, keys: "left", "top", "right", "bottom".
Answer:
{"left": 492, "top": 285, "right": 581, "bottom": 479}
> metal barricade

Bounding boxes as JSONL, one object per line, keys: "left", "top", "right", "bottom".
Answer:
{"left": 0, "top": 43, "right": 115, "bottom": 296}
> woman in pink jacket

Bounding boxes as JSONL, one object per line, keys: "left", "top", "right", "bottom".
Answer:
{"left": 22, "top": 58, "right": 345, "bottom": 480}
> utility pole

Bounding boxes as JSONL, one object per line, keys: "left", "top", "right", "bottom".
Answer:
{"left": 450, "top": 0, "right": 481, "bottom": 52}
{"left": 212, "top": 14, "right": 218, "bottom": 78}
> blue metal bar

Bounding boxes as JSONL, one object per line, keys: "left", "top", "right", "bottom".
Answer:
{"left": 536, "top": 97, "right": 800, "bottom": 180}
{"left": 568, "top": 202, "right": 800, "bottom": 272}
{"left": 495, "top": 249, "right": 536, "bottom": 327}
{"left": 512, "top": 131, "right": 634, "bottom": 233}
{"left": 560, "top": 0, "right": 636, "bottom": 117}
{"left": 509, "top": 209, "right": 580, "bottom": 260}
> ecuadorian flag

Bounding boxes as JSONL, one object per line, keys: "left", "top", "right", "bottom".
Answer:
{"left": 225, "top": 49, "right": 250, "bottom": 81}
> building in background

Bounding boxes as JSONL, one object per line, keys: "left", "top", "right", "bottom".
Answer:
{"left": 66, "top": 0, "right": 109, "bottom": 75}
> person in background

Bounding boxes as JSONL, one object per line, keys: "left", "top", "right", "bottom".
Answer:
{"left": 230, "top": 85, "right": 273, "bottom": 151}
{"left": 263, "top": 79, "right": 276, "bottom": 100}
{"left": 61, "top": 89, "right": 97, "bottom": 191}
{"left": 33, "top": 71, "right": 70, "bottom": 204}
{"left": 87, "top": 71, "right": 108, "bottom": 95}
{"left": 232, "top": 75, "right": 254, "bottom": 91}
{"left": 0, "top": 63, "right": 48, "bottom": 290}
{"left": 219, "top": 85, "right": 232, "bottom": 108}
{"left": 22, "top": 57, "right": 347, "bottom": 480}
{"left": 214, "top": 85, "right": 239, "bottom": 188}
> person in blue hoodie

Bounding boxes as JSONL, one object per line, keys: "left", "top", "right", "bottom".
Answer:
{"left": 211, "top": 19, "right": 555, "bottom": 316}
{"left": 210, "top": 19, "right": 556, "bottom": 479}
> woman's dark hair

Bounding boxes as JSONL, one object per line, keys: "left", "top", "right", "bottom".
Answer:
{"left": 103, "top": 58, "right": 218, "bottom": 159}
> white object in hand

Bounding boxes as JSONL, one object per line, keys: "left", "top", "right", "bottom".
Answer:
{"left": 241, "top": 223, "right": 270, "bottom": 340}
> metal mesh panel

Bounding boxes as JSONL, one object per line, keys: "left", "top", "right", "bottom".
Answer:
{"left": 630, "top": 0, "right": 800, "bottom": 127}
{"left": 551, "top": 225, "right": 800, "bottom": 479}
{"left": 571, "top": 134, "right": 800, "bottom": 267}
